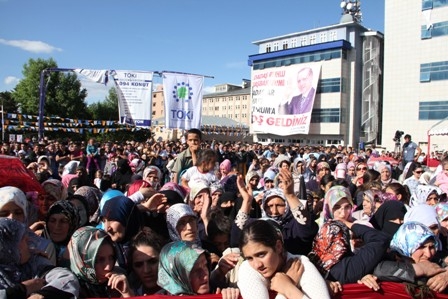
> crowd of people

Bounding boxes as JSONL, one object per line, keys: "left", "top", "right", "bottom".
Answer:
{"left": 1, "top": 128, "right": 448, "bottom": 298}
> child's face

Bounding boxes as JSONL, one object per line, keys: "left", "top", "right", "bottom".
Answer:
{"left": 96, "top": 172, "right": 102, "bottom": 178}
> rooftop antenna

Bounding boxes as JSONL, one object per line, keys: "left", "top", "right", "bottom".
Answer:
{"left": 340, "top": 0, "right": 363, "bottom": 23}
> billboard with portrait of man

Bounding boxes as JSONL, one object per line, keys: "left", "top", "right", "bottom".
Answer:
{"left": 250, "top": 63, "right": 321, "bottom": 135}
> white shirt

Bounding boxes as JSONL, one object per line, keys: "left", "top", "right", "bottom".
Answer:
{"left": 237, "top": 252, "right": 330, "bottom": 299}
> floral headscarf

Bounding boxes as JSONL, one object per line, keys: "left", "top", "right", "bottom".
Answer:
{"left": 74, "top": 186, "right": 102, "bottom": 223}
{"left": 410, "top": 185, "right": 443, "bottom": 207}
{"left": 435, "top": 202, "right": 448, "bottom": 223}
{"left": 160, "top": 182, "right": 187, "bottom": 199}
{"left": 308, "top": 220, "right": 351, "bottom": 276}
{"left": 68, "top": 226, "right": 116, "bottom": 285}
{"left": 46, "top": 200, "right": 80, "bottom": 245}
{"left": 157, "top": 241, "right": 206, "bottom": 295}
{"left": 404, "top": 203, "right": 440, "bottom": 229}
{"left": 390, "top": 221, "right": 438, "bottom": 257}
{"left": 245, "top": 170, "right": 260, "bottom": 186}
{"left": 166, "top": 203, "right": 197, "bottom": 242}
{"left": 321, "top": 185, "right": 353, "bottom": 224}
{"left": 42, "top": 179, "right": 68, "bottom": 200}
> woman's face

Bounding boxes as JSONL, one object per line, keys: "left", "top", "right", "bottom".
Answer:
{"left": 211, "top": 191, "right": 222, "bottom": 205}
{"left": 176, "top": 215, "right": 198, "bottom": 242}
{"left": 280, "top": 162, "right": 290, "bottom": 170}
{"left": 380, "top": 168, "right": 391, "bottom": 181}
{"left": 193, "top": 190, "right": 209, "bottom": 213}
{"left": 47, "top": 214, "right": 70, "bottom": 243}
{"left": 19, "top": 234, "right": 31, "bottom": 264}
{"left": 103, "top": 219, "right": 126, "bottom": 242}
{"left": 332, "top": 198, "right": 352, "bottom": 221}
{"left": 411, "top": 240, "right": 436, "bottom": 263}
{"left": 426, "top": 192, "right": 439, "bottom": 206}
{"left": 265, "top": 197, "right": 286, "bottom": 218}
{"left": 249, "top": 177, "right": 260, "bottom": 188}
{"left": 356, "top": 164, "right": 367, "bottom": 175}
{"left": 264, "top": 180, "right": 275, "bottom": 190}
{"left": 39, "top": 194, "right": 58, "bottom": 218}
{"left": 242, "top": 239, "right": 282, "bottom": 279}
{"left": 317, "top": 167, "right": 330, "bottom": 179}
{"left": 296, "top": 162, "right": 304, "bottom": 174}
{"left": 95, "top": 242, "right": 115, "bottom": 283}
{"left": 362, "top": 197, "right": 374, "bottom": 215}
{"left": 189, "top": 253, "right": 210, "bottom": 294}
{"left": 385, "top": 187, "right": 402, "bottom": 201}
{"left": 132, "top": 245, "right": 159, "bottom": 290}
{"left": 413, "top": 168, "right": 424, "bottom": 179}
{"left": 347, "top": 167, "right": 355, "bottom": 176}
{"left": 0, "top": 202, "right": 25, "bottom": 223}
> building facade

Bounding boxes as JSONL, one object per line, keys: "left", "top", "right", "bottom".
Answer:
{"left": 382, "top": 0, "right": 448, "bottom": 152}
{"left": 247, "top": 18, "right": 383, "bottom": 147}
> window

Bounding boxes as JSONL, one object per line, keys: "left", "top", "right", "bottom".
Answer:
{"left": 311, "top": 108, "right": 340, "bottom": 123}
{"left": 317, "top": 78, "right": 341, "bottom": 93}
{"left": 273, "top": 42, "right": 279, "bottom": 51}
{"left": 423, "top": 0, "right": 448, "bottom": 10}
{"left": 266, "top": 44, "right": 271, "bottom": 53}
{"left": 419, "top": 101, "right": 448, "bottom": 119}
{"left": 282, "top": 41, "right": 288, "bottom": 50}
{"left": 420, "top": 61, "right": 448, "bottom": 82}
{"left": 290, "top": 38, "right": 297, "bottom": 48}
{"left": 421, "top": 21, "right": 448, "bottom": 39}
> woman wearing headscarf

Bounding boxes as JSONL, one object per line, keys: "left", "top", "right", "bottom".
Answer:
{"left": 306, "top": 161, "right": 331, "bottom": 193}
{"left": 142, "top": 165, "right": 163, "bottom": 191}
{"left": 0, "top": 218, "right": 79, "bottom": 299}
{"left": 40, "top": 179, "right": 68, "bottom": 221}
{"left": 42, "top": 200, "right": 80, "bottom": 266}
{"left": 157, "top": 240, "right": 239, "bottom": 298}
{"left": 410, "top": 184, "right": 443, "bottom": 207}
{"left": 74, "top": 185, "right": 102, "bottom": 225}
{"left": 309, "top": 185, "right": 390, "bottom": 285}
{"left": 0, "top": 186, "right": 57, "bottom": 265}
{"left": 69, "top": 226, "right": 133, "bottom": 298}
{"left": 360, "top": 222, "right": 446, "bottom": 297}
{"left": 100, "top": 195, "right": 142, "bottom": 269}
{"left": 352, "top": 190, "right": 382, "bottom": 221}
{"left": 377, "top": 162, "right": 399, "bottom": 189}
{"left": 370, "top": 200, "right": 407, "bottom": 238}
{"left": 232, "top": 169, "right": 318, "bottom": 255}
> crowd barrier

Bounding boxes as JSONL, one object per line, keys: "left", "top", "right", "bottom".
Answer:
{"left": 87, "top": 282, "right": 448, "bottom": 299}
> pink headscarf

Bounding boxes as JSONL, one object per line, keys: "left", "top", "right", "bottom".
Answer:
{"left": 220, "top": 159, "right": 232, "bottom": 173}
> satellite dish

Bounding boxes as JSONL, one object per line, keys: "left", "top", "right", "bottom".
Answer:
{"left": 340, "top": 1, "right": 346, "bottom": 8}
{"left": 346, "top": 3, "right": 353, "bottom": 10}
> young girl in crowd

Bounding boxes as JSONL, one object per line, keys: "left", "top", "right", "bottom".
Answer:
{"left": 237, "top": 219, "right": 330, "bottom": 299}
{"left": 69, "top": 226, "right": 134, "bottom": 298}
{"left": 94, "top": 169, "right": 103, "bottom": 189}
{"left": 157, "top": 240, "right": 240, "bottom": 298}
{"left": 181, "top": 149, "right": 218, "bottom": 189}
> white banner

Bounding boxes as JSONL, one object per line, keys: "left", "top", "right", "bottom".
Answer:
{"left": 73, "top": 69, "right": 109, "bottom": 85}
{"left": 113, "top": 71, "right": 153, "bottom": 128}
{"left": 162, "top": 72, "right": 203, "bottom": 130}
{"left": 251, "top": 63, "right": 321, "bottom": 135}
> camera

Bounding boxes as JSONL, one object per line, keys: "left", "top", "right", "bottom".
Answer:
{"left": 393, "top": 130, "right": 404, "bottom": 142}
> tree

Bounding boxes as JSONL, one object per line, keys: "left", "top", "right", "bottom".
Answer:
{"left": 87, "top": 87, "right": 119, "bottom": 120}
{"left": 12, "top": 58, "right": 89, "bottom": 118}
{"left": 0, "top": 91, "right": 18, "bottom": 113}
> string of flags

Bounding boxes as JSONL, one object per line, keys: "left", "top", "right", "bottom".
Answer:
{"left": 1, "top": 113, "right": 148, "bottom": 134}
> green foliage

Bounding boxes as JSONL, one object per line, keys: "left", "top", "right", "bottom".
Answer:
{"left": 87, "top": 87, "right": 119, "bottom": 120}
{"left": 12, "top": 58, "right": 89, "bottom": 118}
{"left": 0, "top": 91, "right": 18, "bottom": 113}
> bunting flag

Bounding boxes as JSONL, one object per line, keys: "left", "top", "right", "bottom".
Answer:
{"left": 113, "top": 70, "right": 153, "bottom": 128}
{"left": 162, "top": 72, "right": 203, "bottom": 130}
{"left": 73, "top": 69, "right": 109, "bottom": 85}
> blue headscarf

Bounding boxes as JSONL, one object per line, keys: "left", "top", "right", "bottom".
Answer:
{"left": 390, "top": 221, "right": 438, "bottom": 257}
{"left": 100, "top": 195, "right": 141, "bottom": 243}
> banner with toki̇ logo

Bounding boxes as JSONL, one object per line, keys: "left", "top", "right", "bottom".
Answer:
{"left": 250, "top": 63, "right": 321, "bottom": 136}
{"left": 113, "top": 70, "right": 154, "bottom": 128}
{"left": 163, "top": 72, "right": 203, "bottom": 130}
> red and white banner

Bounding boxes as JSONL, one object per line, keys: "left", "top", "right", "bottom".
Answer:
{"left": 250, "top": 63, "right": 321, "bottom": 136}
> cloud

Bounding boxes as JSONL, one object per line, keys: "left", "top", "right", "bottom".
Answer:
{"left": 4, "top": 76, "right": 20, "bottom": 85}
{"left": 0, "top": 38, "right": 62, "bottom": 54}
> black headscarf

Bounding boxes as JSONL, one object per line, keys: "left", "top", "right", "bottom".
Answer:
{"left": 370, "top": 200, "right": 407, "bottom": 238}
